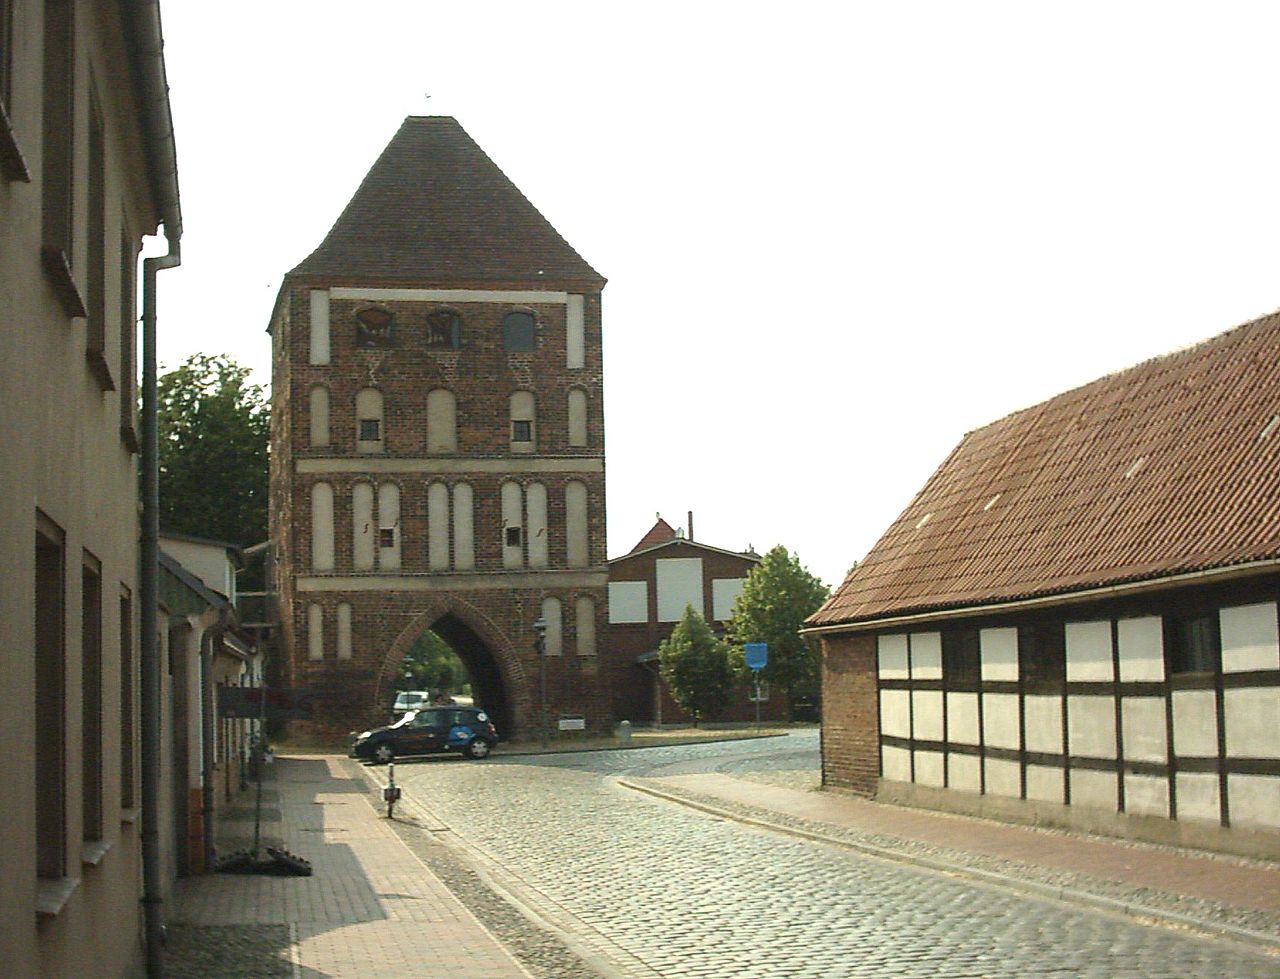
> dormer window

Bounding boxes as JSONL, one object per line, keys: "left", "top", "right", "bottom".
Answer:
{"left": 355, "top": 306, "right": 395, "bottom": 347}
{"left": 426, "top": 309, "right": 462, "bottom": 348}
{"left": 503, "top": 311, "right": 535, "bottom": 352}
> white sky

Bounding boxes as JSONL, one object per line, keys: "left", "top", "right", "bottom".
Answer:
{"left": 154, "top": 2, "right": 1280, "bottom": 589}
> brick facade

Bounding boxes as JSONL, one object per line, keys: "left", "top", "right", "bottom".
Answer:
{"left": 818, "top": 633, "right": 879, "bottom": 795}
{"left": 270, "top": 118, "right": 612, "bottom": 740}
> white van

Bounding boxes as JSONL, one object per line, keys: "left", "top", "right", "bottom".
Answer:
{"left": 392, "top": 690, "right": 431, "bottom": 715}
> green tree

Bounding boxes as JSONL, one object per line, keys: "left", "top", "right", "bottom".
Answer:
{"left": 400, "top": 630, "right": 470, "bottom": 697}
{"left": 658, "top": 605, "right": 736, "bottom": 726}
{"left": 158, "top": 354, "right": 270, "bottom": 585}
{"left": 727, "top": 545, "right": 830, "bottom": 721}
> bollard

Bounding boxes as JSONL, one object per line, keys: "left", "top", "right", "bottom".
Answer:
{"left": 617, "top": 719, "right": 632, "bottom": 745}
{"left": 383, "top": 762, "right": 401, "bottom": 818}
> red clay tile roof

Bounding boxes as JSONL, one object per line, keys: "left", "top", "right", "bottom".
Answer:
{"left": 290, "top": 116, "right": 604, "bottom": 290}
{"left": 630, "top": 518, "right": 679, "bottom": 553}
{"left": 810, "top": 311, "right": 1280, "bottom": 628}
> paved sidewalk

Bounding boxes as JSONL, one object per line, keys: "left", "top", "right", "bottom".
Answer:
{"left": 622, "top": 772, "right": 1280, "bottom": 950}
{"left": 164, "top": 755, "right": 531, "bottom": 978}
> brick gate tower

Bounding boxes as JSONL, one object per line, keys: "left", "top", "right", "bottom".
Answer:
{"left": 269, "top": 117, "right": 609, "bottom": 739}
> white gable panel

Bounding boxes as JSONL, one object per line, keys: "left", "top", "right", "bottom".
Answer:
{"left": 608, "top": 581, "right": 649, "bottom": 624}
{"left": 711, "top": 578, "right": 745, "bottom": 621}
{"left": 657, "top": 557, "right": 704, "bottom": 622}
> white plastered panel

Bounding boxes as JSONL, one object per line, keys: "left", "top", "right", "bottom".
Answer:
{"left": 352, "top": 483, "right": 375, "bottom": 571}
{"left": 337, "top": 603, "right": 352, "bottom": 660}
{"left": 985, "top": 758, "right": 1021, "bottom": 799}
{"left": 1068, "top": 695, "right": 1117, "bottom": 759}
{"left": 1066, "top": 620, "right": 1113, "bottom": 682}
{"left": 1024, "top": 695, "right": 1063, "bottom": 754}
{"left": 526, "top": 482, "right": 549, "bottom": 569}
{"left": 1124, "top": 774, "right": 1169, "bottom": 818}
{"left": 657, "top": 557, "right": 703, "bottom": 622}
{"left": 501, "top": 481, "right": 523, "bottom": 569}
{"left": 948, "top": 753, "right": 981, "bottom": 793}
{"left": 980, "top": 627, "right": 1018, "bottom": 681}
{"left": 1026, "top": 765, "right": 1064, "bottom": 804}
{"left": 881, "top": 745, "right": 911, "bottom": 783}
{"left": 1220, "top": 602, "right": 1280, "bottom": 673}
{"left": 711, "top": 578, "right": 745, "bottom": 622}
{"left": 878, "top": 634, "right": 909, "bottom": 679}
{"left": 565, "top": 481, "right": 589, "bottom": 568}
{"left": 452, "top": 483, "right": 475, "bottom": 570}
{"left": 307, "top": 604, "right": 324, "bottom": 660}
{"left": 1172, "top": 689, "right": 1217, "bottom": 757}
{"left": 1070, "top": 768, "right": 1118, "bottom": 812}
{"left": 1224, "top": 687, "right": 1280, "bottom": 758}
{"left": 426, "top": 389, "right": 457, "bottom": 454}
{"left": 914, "top": 751, "right": 945, "bottom": 787}
{"left": 378, "top": 482, "right": 401, "bottom": 572}
{"left": 946, "top": 692, "right": 979, "bottom": 744}
{"left": 542, "top": 597, "right": 563, "bottom": 657}
{"left": 309, "top": 386, "right": 330, "bottom": 447}
{"left": 608, "top": 581, "right": 649, "bottom": 624}
{"left": 879, "top": 689, "right": 910, "bottom": 739}
{"left": 1121, "top": 697, "right": 1167, "bottom": 764}
{"left": 910, "top": 632, "right": 942, "bottom": 679}
{"left": 982, "top": 692, "right": 1020, "bottom": 750}
{"left": 576, "top": 596, "right": 596, "bottom": 656}
{"left": 311, "top": 483, "right": 335, "bottom": 572}
{"left": 566, "top": 294, "right": 585, "bottom": 368}
{"left": 428, "top": 483, "right": 449, "bottom": 571}
{"left": 1228, "top": 775, "right": 1280, "bottom": 830}
{"left": 1175, "top": 773, "right": 1220, "bottom": 823}
{"left": 309, "top": 290, "right": 330, "bottom": 365}
{"left": 912, "top": 690, "right": 943, "bottom": 742}
{"left": 1117, "top": 616, "right": 1164, "bottom": 681}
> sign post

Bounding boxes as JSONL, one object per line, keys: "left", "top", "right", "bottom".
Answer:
{"left": 743, "top": 643, "right": 768, "bottom": 731}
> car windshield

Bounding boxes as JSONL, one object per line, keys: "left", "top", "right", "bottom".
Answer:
{"left": 389, "top": 711, "right": 415, "bottom": 729}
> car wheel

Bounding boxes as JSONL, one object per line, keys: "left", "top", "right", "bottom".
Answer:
{"left": 373, "top": 742, "right": 395, "bottom": 764}
{"left": 464, "top": 739, "right": 491, "bottom": 759}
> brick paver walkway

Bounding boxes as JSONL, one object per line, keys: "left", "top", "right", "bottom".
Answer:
{"left": 167, "top": 755, "right": 531, "bottom": 978}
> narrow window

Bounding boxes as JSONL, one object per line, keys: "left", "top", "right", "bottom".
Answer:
{"left": 119, "top": 588, "right": 135, "bottom": 810}
{"left": 352, "top": 482, "right": 375, "bottom": 571}
{"left": 503, "top": 311, "right": 536, "bottom": 351}
{"left": 501, "top": 481, "right": 523, "bottom": 569}
{"left": 309, "top": 290, "right": 330, "bottom": 365}
{"left": 542, "top": 597, "right": 563, "bottom": 657}
{"left": 452, "top": 483, "right": 475, "bottom": 571}
{"left": 566, "top": 295, "right": 585, "bottom": 368}
{"left": 378, "top": 482, "right": 401, "bottom": 571}
{"left": 82, "top": 553, "right": 103, "bottom": 843}
{"left": 425, "top": 309, "right": 462, "bottom": 348}
{"left": 307, "top": 604, "right": 324, "bottom": 660}
{"left": 355, "top": 305, "right": 395, "bottom": 347}
{"left": 119, "top": 228, "right": 138, "bottom": 451}
{"left": 356, "top": 388, "right": 385, "bottom": 453}
{"left": 337, "top": 603, "right": 352, "bottom": 660}
{"left": 41, "top": 0, "right": 83, "bottom": 315}
{"left": 35, "top": 513, "right": 67, "bottom": 880}
{"left": 310, "top": 482, "right": 335, "bottom": 571}
{"left": 1167, "top": 612, "right": 1220, "bottom": 674}
{"left": 526, "top": 482, "right": 548, "bottom": 569}
{"left": 428, "top": 482, "right": 450, "bottom": 571}
{"left": 510, "top": 391, "right": 536, "bottom": 454}
{"left": 85, "top": 88, "right": 113, "bottom": 390}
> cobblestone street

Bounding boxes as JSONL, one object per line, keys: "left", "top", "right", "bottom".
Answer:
{"left": 390, "top": 732, "right": 1278, "bottom": 978}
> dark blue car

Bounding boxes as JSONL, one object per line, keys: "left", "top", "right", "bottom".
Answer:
{"left": 350, "top": 706, "right": 498, "bottom": 764}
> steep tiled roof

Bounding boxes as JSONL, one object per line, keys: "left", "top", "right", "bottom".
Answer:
{"left": 811, "top": 311, "right": 1280, "bottom": 628}
{"left": 290, "top": 116, "right": 603, "bottom": 289}
{"left": 629, "top": 518, "right": 679, "bottom": 553}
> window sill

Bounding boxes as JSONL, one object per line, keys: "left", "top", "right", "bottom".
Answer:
{"left": 41, "top": 246, "right": 87, "bottom": 318}
{"left": 120, "top": 807, "right": 141, "bottom": 825}
{"left": 36, "top": 876, "right": 81, "bottom": 918}
{"left": 86, "top": 347, "right": 116, "bottom": 392}
{"left": 0, "top": 101, "right": 31, "bottom": 182}
{"left": 81, "top": 839, "right": 112, "bottom": 867}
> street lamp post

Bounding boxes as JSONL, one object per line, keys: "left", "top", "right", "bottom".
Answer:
{"left": 532, "top": 617, "right": 548, "bottom": 748}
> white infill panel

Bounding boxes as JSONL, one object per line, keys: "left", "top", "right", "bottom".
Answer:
{"left": 526, "top": 482, "right": 549, "bottom": 569}
{"left": 711, "top": 578, "right": 745, "bottom": 621}
{"left": 608, "top": 581, "right": 648, "bottom": 624}
{"left": 427, "top": 483, "right": 449, "bottom": 571}
{"left": 1024, "top": 695, "right": 1063, "bottom": 754}
{"left": 1228, "top": 775, "right": 1280, "bottom": 830}
{"left": 309, "top": 386, "right": 330, "bottom": 447}
{"left": 881, "top": 745, "right": 911, "bottom": 782}
{"left": 877, "top": 634, "right": 909, "bottom": 679}
{"left": 1175, "top": 772, "right": 1220, "bottom": 823}
{"left": 1124, "top": 774, "right": 1169, "bottom": 818}
{"left": 576, "top": 596, "right": 597, "bottom": 656}
{"left": 914, "top": 751, "right": 944, "bottom": 787}
{"left": 378, "top": 483, "right": 401, "bottom": 572}
{"left": 980, "top": 627, "right": 1018, "bottom": 681}
{"left": 310, "top": 483, "right": 334, "bottom": 572}
{"left": 656, "top": 557, "right": 703, "bottom": 622}
{"left": 452, "top": 483, "right": 475, "bottom": 570}
{"left": 1224, "top": 687, "right": 1280, "bottom": 758}
{"left": 912, "top": 690, "right": 943, "bottom": 742}
{"left": 352, "top": 483, "right": 375, "bottom": 571}
{"left": 910, "top": 632, "right": 942, "bottom": 679}
{"left": 985, "top": 758, "right": 1021, "bottom": 799}
{"left": 501, "top": 482, "right": 523, "bottom": 569}
{"left": 1172, "top": 689, "right": 1217, "bottom": 757}
{"left": 1220, "top": 602, "right": 1280, "bottom": 673}
{"left": 568, "top": 389, "right": 588, "bottom": 447}
{"left": 1121, "top": 697, "right": 1167, "bottom": 763}
{"left": 337, "top": 604, "right": 352, "bottom": 660}
{"left": 1068, "top": 695, "right": 1117, "bottom": 759}
{"left": 1070, "top": 768, "right": 1117, "bottom": 812}
{"left": 309, "top": 290, "right": 330, "bottom": 365}
{"left": 1117, "top": 616, "right": 1164, "bottom": 681}
{"left": 1066, "top": 620, "right": 1113, "bottom": 682}
{"left": 307, "top": 604, "right": 324, "bottom": 660}
{"left": 946, "top": 692, "right": 979, "bottom": 744}
{"left": 982, "top": 692, "right": 1020, "bottom": 750}
{"left": 948, "top": 754, "right": 981, "bottom": 793}
{"left": 1026, "top": 765, "right": 1064, "bottom": 804}
{"left": 879, "top": 689, "right": 910, "bottom": 739}
{"left": 542, "top": 597, "right": 563, "bottom": 657}
{"left": 565, "top": 481, "right": 589, "bottom": 568}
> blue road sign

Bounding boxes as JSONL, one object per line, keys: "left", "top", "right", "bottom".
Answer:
{"left": 744, "top": 642, "right": 768, "bottom": 671}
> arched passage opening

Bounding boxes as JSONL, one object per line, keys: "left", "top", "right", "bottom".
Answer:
{"left": 372, "top": 597, "right": 530, "bottom": 740}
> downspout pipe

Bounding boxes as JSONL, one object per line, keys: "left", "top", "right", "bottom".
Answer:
{"left": 201, "top": 610, "right": 229, "bottom": 873}
{"left": 140, "top": 238, "right": 180, "bottom": 978}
